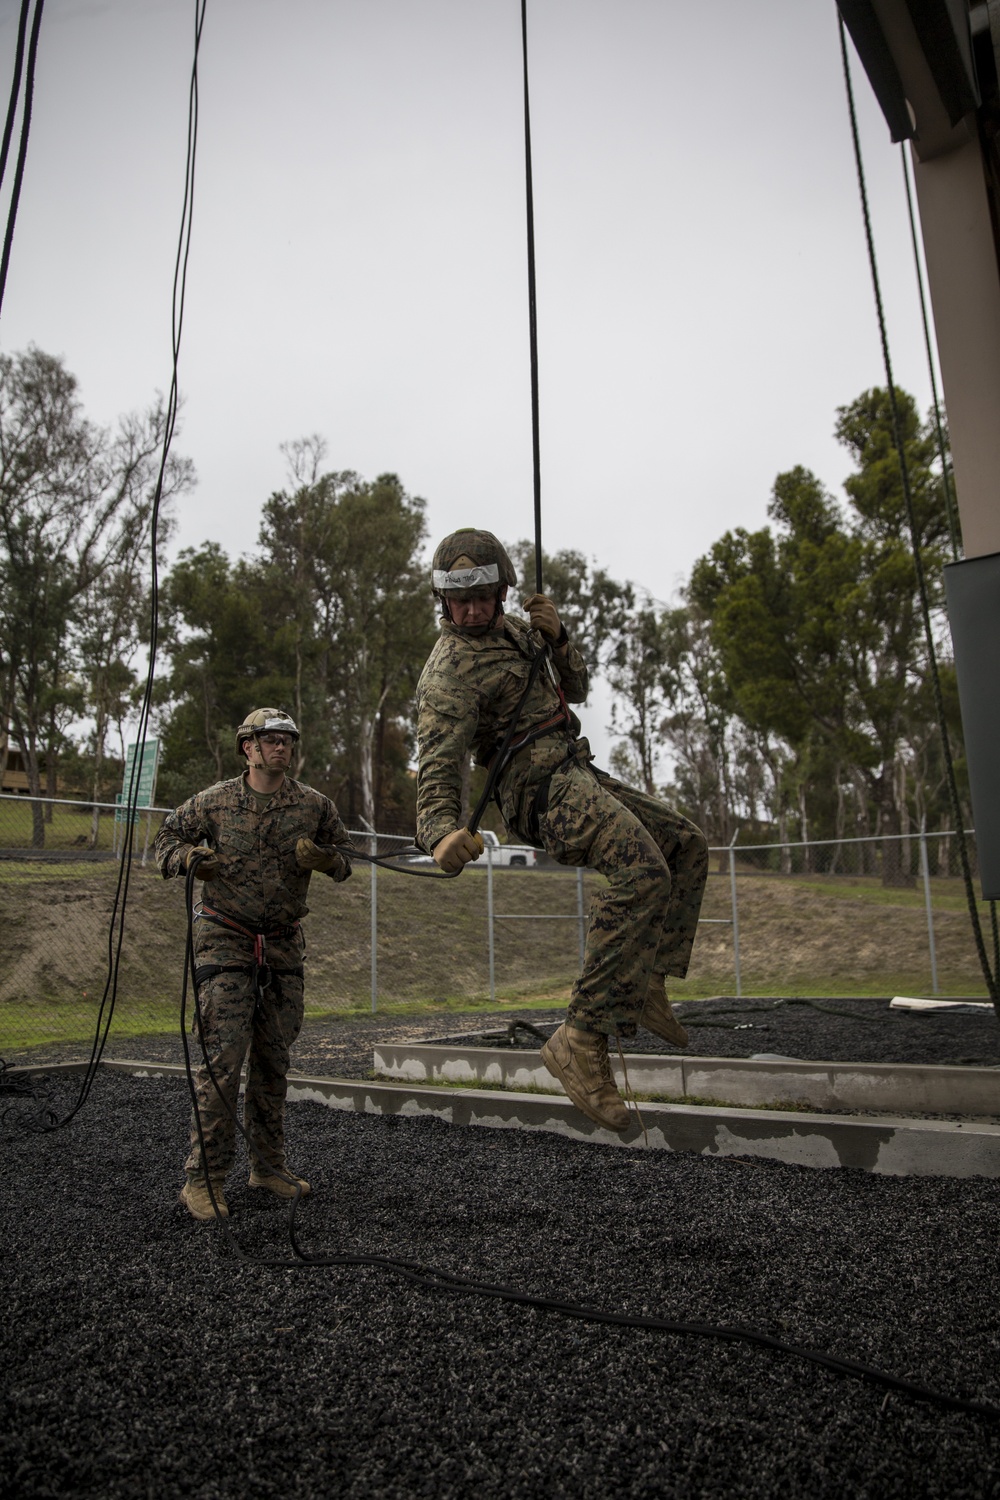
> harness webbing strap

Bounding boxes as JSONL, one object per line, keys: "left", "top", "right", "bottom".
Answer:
{"left": 468, "top": 641, "right": 549, "bottom": 834}
{"left": 195, "top": 904, "right": 301, "bottom": 1001}
{"left": 487, "top": 706, "right": 569, "bottom": 772}
{"left": 197, "top": 903, "right": 299, "bottom": 943}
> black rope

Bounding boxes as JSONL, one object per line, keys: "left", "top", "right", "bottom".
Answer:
{"left": 903, "top": 140, "right": 1000, "bottom": 982}
{"left": 899, "top": 145, "right": 961, "bottom": 563}
{"left": 520, "top": 0, "right": 543, "bottom": 596}
{"left": 0, "top": 1056, "right": 52, "bottom": 1124}
{"left": 172, "top": 856, "right": 999, "bottom": 1423}
{"left": 0, "top": 0, "right": 44, "bottom": 321}
{"left": 681, "top": 998, "right": 883, "bottom": 1027}
{"left": 36, "top": 0, "right": 209, "bottom": 1132}
{"left": 467, "top": 639, "right": 550, "bottom": 835}
{"left": 293, "top": 1250, "right": 1000, "bottom": 1422}
{"left": 345, "top": 846, "right": 460, "bottom": 880}
{"left": 838, "top": 13, "right": 998, "bottom": 1012}
{"left": 0, "top": 1, "right": 30, "bottom": 194}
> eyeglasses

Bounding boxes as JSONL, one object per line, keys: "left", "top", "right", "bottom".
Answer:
{"left": 259, "top": 734, "right": 293, "bottom": 747}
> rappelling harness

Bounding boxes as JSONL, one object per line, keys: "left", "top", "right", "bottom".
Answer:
{"left": 468, "top": 629, "right": 581, "bottom": 845}
{"left": 193, "top": 902, "right": 303, "bottom": 1001}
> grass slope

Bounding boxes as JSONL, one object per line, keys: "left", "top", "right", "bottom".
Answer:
{"left": 0, "top": 855, "right": 992, "bottom": 1053}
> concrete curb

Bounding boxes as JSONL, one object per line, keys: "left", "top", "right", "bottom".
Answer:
{"left": 283, "top": 1072, "right": 1000, "bottom": 1177}
{"left": 12, "top": 1058, "right": 1000, "bottom": 1177}
{"left": 372, "top": 1041, "right": 1000, "bottom": 1117}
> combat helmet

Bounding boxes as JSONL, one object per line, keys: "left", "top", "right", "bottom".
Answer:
{"left": 432, "top": 529, "right": 516, "bottom": 633}
{"left": 235, "top": 707, "right": 300, "bottom": 759}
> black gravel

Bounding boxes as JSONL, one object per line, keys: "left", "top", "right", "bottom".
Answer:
{"left": 26, "top": 995, "right": 1000, "bottom": 1082}
{"left": 418, "top": 997, "right": 1000, "bottom": 1071}
{"left": 3, "top": 1050, "right": 1000, "bottom": 1498}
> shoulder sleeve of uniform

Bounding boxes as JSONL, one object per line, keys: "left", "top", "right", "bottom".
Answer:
{"left": 154, "top": 791, "right": 212, "bottom": 879}
{"left": 313, "top": 790, "right": 354, "bottom": 852}
{"left": 415, "top": 640, "right": 481, "bottom": 852}
{"left": 554, "top": 639, "right": 589, "bottom": 702}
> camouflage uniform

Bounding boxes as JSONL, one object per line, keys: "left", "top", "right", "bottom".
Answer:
{"left": 416, "top": 614, "right": 708, "bottom": 1038}
{"left": 155, "top": 773, "right": 352, "bottom": 1177}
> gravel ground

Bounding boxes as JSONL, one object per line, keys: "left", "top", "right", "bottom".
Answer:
{"left": 51, "top": 994, "right": 1000, "bottom": 1081}
{"left": 4, "top": 1000, "right": 1000, "bottom": 1499}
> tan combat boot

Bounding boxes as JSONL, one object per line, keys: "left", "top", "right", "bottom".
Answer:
{"left": 179, "top": 1173, "right": 229, "bottom": 1220}
{"left": 640, "top": 975, "right": 689, "bottom": 1049}
{"left": 248, "top": 1165, "right": 312, "bottom": 1198}
{"left": 540, "top": 1023, "right": 631, "bottom": 1132}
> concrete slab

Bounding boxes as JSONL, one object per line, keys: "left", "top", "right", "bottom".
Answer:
{"left": 372, "top": 1041, "right": 1000, "bottom": 1119}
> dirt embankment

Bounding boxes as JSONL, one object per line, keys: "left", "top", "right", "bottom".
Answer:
{"left": 0, "top": 862, "right": 989, "bottom": 1022}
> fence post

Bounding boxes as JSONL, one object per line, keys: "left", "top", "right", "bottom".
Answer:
{"left": 487, "top": 839, "right": 496, "bottom": 1005}
{"left": 576, "top": 868, "right": 586, "bottom": 965}
{"left": 728, "top": 828, "right": 742, "bottom": 999}
{"left": 360, "top": 817, "right": 378, "bottom": 1013}
{"left": 920, "top": 819, "right": 939, "bottom": 996}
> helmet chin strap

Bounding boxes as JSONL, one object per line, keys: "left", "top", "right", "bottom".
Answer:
{"left": 247, "top": 734, "right": 275, "bottom": 772}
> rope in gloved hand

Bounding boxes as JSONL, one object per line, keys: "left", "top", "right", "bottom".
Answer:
{"left": 355, "top": 638, "right": 553, "bottom": 878}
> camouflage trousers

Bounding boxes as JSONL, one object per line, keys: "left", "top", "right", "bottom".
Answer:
{"left": 184, "top": 922, "right": 305, "bottom": 1178}
{"left": 536, "top": 763, "right": 708, "bottom": 1038}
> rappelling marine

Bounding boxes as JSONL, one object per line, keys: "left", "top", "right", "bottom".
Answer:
{"left": 415, "top": 529, "right": 709, "bottom": 1132}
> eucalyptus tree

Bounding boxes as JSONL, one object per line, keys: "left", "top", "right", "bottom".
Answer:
{"left": 0, "top": 348, "right": 192, "bottom": 844}
{"left": 325, "top": 474, "right": 434, "bottom": 827}
{"left": 257, "top": 460, "right": 434, "bottom": 827}
{"left": 155, "top": 543, "right": 283, "bottom": 803}
{"left": 605, "top": 606, "right": 677, "bottom": 797}
{"left": 689, "top": 388, "right": 953, "bottom": 883}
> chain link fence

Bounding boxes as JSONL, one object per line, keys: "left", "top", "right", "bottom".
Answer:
{"left": 0, "top": 793, "right": 992, "bottom": 1062}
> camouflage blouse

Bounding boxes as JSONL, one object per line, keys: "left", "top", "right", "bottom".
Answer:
{"left": 415, "top": 614, "right": 590, "bottom": 852}
{"left": 155, "top": 773, "right": 352, "bottom": 929}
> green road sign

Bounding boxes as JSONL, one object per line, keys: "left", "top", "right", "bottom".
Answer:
{"left": 117, "top": 739, "right": 160, "bottom": 820}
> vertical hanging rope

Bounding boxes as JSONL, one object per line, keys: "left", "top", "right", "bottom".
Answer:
{"left": 838, "top": 11, "right": 998, "bottom": 1009}
{"left": 520, "top": 0, "right": 543, "bottom": 595}
{"left": 0, "top": 1, "right": 31, "bottom": 193}
{"left": 48, "top": 0, "right": 209, "bottom": 1129}
{"left": 0, "top": 0, "right": 45, "bottom": 320}
{"left": 900, "top": 144, "right": 961, "bottom": 562}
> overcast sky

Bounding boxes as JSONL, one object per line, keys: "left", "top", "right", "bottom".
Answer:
{"left": 0, "top": 0, "right": 940, "bottom": 767}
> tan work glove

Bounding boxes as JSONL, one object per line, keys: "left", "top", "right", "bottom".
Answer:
{"left": 295, "top": 837, "right": 352, "bottom": 882}
{"left": 183, "top": 845, "right": 220, "bottom": 880}
{"left": 522, "top": 593, "right": 565, "bottom": 645}
{"left": 433, "top": 828, "right": 485, "bottom": 873}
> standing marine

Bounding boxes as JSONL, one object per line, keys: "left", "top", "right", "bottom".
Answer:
{"left": 415, "top": 529, "right": 709, "bottom": 1132}
{"left": 155, "top": 708, "right": 354, "bottom": 1220}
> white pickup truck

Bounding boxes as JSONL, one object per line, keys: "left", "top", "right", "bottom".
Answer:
{"left": 471, "top": 829, "right": 539, "bottom": 868}
{"left": 405, "top": 828, "right": 539, "bottom": 867}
